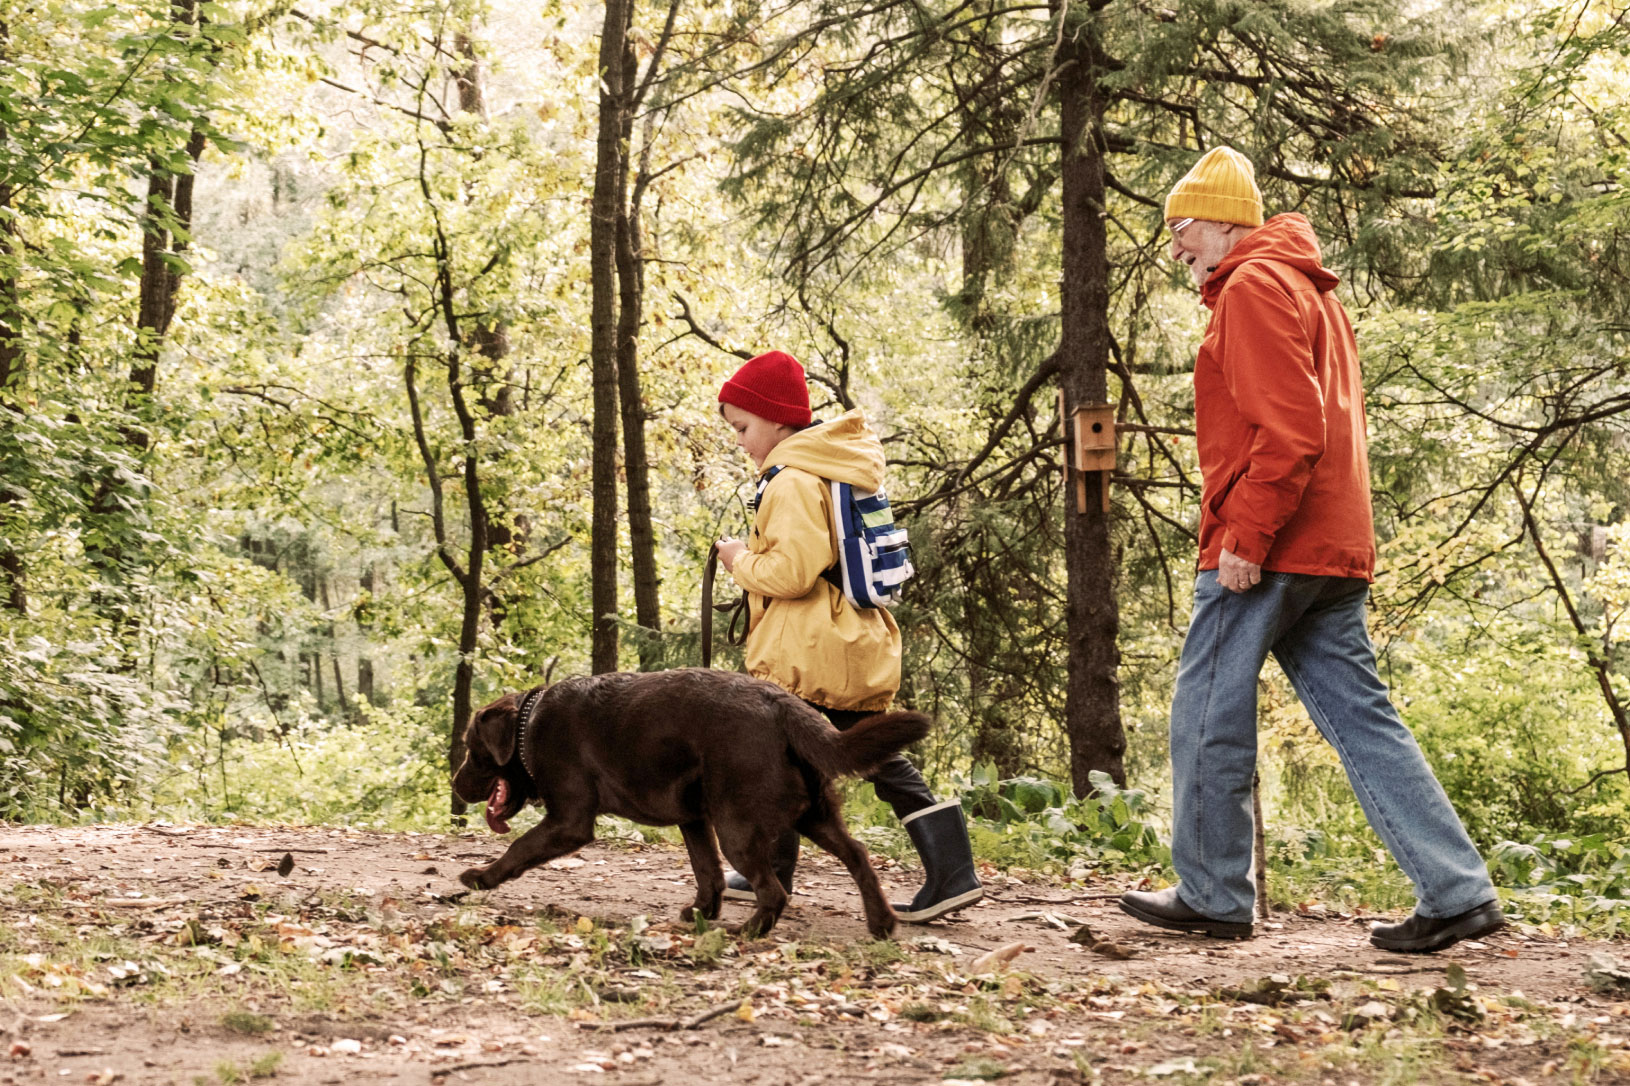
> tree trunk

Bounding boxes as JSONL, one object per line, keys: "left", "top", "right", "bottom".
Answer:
{"left": 454, "top": 33, "right": 527, "bottom": 635}
{"left": 86, "top": 0, "right": 206, "bottom": 622}
{"left": 319, "top": 575, "right": 349, "bottom": 719}
{"left": 127, "top": 0, "right": 205, "bottom": 449}
{"left": 589, "top": 0, "right": 634, "bottom": 674}
{"left": 449, "top": 351, "right": 487, "bottom": 817}
{"left": 0, "top": 47, "right": 26, "bottom": 615}
{"left": 952, "top": 33, "right": 1028, "bottom": 773}
{"left": 357, "top": 564, "right": 378, "bottom": 706}
{"left": 1057, "top": 5, "right": 1125, "bottom": 793}
{"left": 617, "top": 55, "right": 662, "bottom": 668}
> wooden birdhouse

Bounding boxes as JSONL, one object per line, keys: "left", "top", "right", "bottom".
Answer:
{"left": 1060, "top": 395, "right": 1117, "bottom": 513}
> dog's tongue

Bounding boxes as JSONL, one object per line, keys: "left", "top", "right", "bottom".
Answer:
{"left": 484, "top": 779, "right": 511, "bottom": 835}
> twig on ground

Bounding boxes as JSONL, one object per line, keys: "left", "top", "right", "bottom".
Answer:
{"left": 595, "top": 1000, "right": 747, "bottom": 1033}
{"left": 433, "top": 1056, "right": 536, "bottom": 1073}
{"left": 71, "top": 898, "right": 192, "bottom": 909}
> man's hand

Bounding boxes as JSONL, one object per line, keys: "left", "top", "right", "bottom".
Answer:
{"left": 716, "top": 537, "right": 748, "bottom": 573}
{"left": 1218, "top": 548, "right": 1262, "bottom": 594}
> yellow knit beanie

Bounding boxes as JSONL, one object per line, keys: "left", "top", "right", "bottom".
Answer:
{"left": 1164, "top": 147, "right": 1263, "bottom": 227}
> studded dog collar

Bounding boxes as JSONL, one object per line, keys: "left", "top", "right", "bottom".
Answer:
{"left": 513, "top": 685, "right": 547, "bottom": 784}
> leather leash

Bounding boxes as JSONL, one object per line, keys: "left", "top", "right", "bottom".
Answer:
{"left": 701, "top": 543, "right": 748, "bottom": 667}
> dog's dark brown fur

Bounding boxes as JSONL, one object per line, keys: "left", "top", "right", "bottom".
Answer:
{"left": 451, "top": 668, "right": 930, "bottom": 938}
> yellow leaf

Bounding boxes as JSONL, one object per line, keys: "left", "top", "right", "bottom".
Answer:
{"left": 735, "top": 1002, "right": 755, "bottom": 1022}
{"left": 576, "top": 916, "right": 593, "bottom": 934}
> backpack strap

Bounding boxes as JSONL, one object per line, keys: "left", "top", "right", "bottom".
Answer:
{"left": 753, "top": 464, "right": 843, "bottom": 590}
{"left": 751, "top": 465, "right": 784, "bottom": 511}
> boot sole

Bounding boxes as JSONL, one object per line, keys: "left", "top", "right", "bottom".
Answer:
{"left": 1119, "top": 897, "right": 1253, "bottom": 940}
{"left": 893, "top": 886, "right": 984, "bottom": 923}
{"left": 1369, "top": 913, "right": 1505, "bottom": 953}
{"left": 723, "top": 886, "right": 796, "bottom": 902}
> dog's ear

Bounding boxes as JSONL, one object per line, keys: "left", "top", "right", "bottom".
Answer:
{"left": 469, "top": 696, "right": 519, "bottom": 768}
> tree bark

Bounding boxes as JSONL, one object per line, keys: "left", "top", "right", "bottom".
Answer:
{"left": 590, "top": 0, "right": 635, "bottom": 674}
{"left": 617, "top": 56, "right": 662, "bottom": 668}
{"left": 453, "top": 33, "right": 528, "bottom": 634}
{"left": 1057, "top": 4, "right": 1126, "bottom": 793}
{"left": 951, "top": 19, "right": 1036, "bottom": 774}
{"left": 0, "top": 35, "right": 26, "bottom": 615}
{"left": 86, "top": 0, "right": 207, "bottom": 619}
{"left": 357, "top": 564, "right": 379, "bottom": 706}
{"left": 410, "top": 40, "right": 497, "bottom": 814}
{"left": 448, "top": 347, "right": 488, "bottom": 816}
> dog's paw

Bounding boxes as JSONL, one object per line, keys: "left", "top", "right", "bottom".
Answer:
{"left": 739, "top": 910, "right": 780, "bottom": 940}
{"left": 867, "top": 917, "right": 897, "bottom": 940}
{"left": 458, "top": 866, "right": 494, "bottom": 890}
{"left": 681, "top": 899, "right": 720, "bottom": 924}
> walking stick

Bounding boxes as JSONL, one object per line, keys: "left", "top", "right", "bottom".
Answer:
{"left": 1252, "top": 771, "right": 1269, "bottom": 921}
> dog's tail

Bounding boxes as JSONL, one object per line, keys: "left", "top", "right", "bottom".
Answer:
{"left": 782, "top": 703, "right": 932, "bottom": 779}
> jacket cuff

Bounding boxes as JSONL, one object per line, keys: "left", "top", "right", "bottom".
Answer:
{"left": 1220, "top": 526, "right": 1273, "bottom": 567}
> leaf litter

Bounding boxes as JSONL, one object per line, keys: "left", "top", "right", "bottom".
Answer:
{"left": 0, "top": 823, "right": 1625, "bottom": 1084}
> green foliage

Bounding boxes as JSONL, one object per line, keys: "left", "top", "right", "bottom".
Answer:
{"left": 136, "top": 702, "right": 450, "bottom": 830}
{"left": 1488, "top": 831, "right": 1630, "bottom": 934}
{"left": 952, "top": 765, "right": 1169, "bottom": 873}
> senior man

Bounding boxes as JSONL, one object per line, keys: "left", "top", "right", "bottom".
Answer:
{"left": 1119, "top": 147, "right": 1504, "bottom": 953}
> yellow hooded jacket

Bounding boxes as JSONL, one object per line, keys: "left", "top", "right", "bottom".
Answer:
{"left": 730, "top": 409, "right": 902, "bottom": 712}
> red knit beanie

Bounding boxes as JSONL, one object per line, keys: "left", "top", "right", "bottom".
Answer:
{"left": 718, "top": 350, "right": 812, "bottom": 427}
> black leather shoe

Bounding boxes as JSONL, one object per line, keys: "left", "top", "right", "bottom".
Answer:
{"left": 1369, "top": 900, "right": 1505, "bottom": 953}
{"left": 1119, "top": 887, "right": 1252, "bottom": 939}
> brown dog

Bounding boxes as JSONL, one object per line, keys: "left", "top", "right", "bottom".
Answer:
{"left": 450, "top": 668, "right": 930, "bottom": 938}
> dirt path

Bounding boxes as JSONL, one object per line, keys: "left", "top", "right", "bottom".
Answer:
{"left": 1, "top": 823, "right": 1626, "bottom": 1085}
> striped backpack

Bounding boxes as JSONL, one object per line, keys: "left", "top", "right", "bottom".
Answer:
{"left": 755, "top": 466, "right": 914, "bottom": 609}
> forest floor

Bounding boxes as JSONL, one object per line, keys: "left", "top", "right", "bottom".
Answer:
{"left": 1, "top": 823, "right": 1627, "bottom": 1086}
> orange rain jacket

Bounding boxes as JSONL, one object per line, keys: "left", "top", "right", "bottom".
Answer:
{"left": 1194, "top": 213, "right": 1378, "bottom": 580}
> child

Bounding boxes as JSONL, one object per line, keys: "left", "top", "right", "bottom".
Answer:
{"left": 714, "top": 350, "right": 983, "bottom": 922}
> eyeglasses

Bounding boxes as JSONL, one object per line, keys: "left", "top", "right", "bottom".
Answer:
{"left": 1168, "top": 217, "right": 1194, "bottom": 239}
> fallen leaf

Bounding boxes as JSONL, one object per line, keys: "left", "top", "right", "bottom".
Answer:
{"left": 1147, "top": 1057, "right": 1202, "bottom": 1076}
{"left": 1067, "top": 923, "right": 1137, "bottom": 960}
{"left": 1585, "top": 953, "right": 1630, "bottom": 995}
{"left": 276, "top": 853, "right": 295, "bottom": 878}
{"left": 1341, "top": 1001, "right": 1393, "bottom": 1030}
{"left": 968, "top": 942, "right": 1032, "bottom": 975}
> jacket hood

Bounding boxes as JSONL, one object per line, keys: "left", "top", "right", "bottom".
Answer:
{"left": 764, "top": 408, "right": 885, "bottom": 490}
{"left": 1202, "top": 213, "right": 1340, "bottom": 308}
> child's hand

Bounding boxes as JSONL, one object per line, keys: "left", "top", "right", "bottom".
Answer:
{"left": 716, "top": 538, "right": 748, "bottom": 572}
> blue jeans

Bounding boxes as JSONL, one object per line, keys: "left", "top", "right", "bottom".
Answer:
{"left": 1169, "top": 570, "right": 1495, "bottom": 923}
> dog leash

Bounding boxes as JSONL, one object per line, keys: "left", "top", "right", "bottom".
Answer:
{"left": 700, "top": 543, "right": 748, "bottom": 668}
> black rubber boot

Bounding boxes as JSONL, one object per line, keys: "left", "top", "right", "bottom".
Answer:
{"left": 723, "top": 829, "right": 800, "bottom": 902}
{"left": 892, "top": 800, "right": 984, "bottom": 922}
